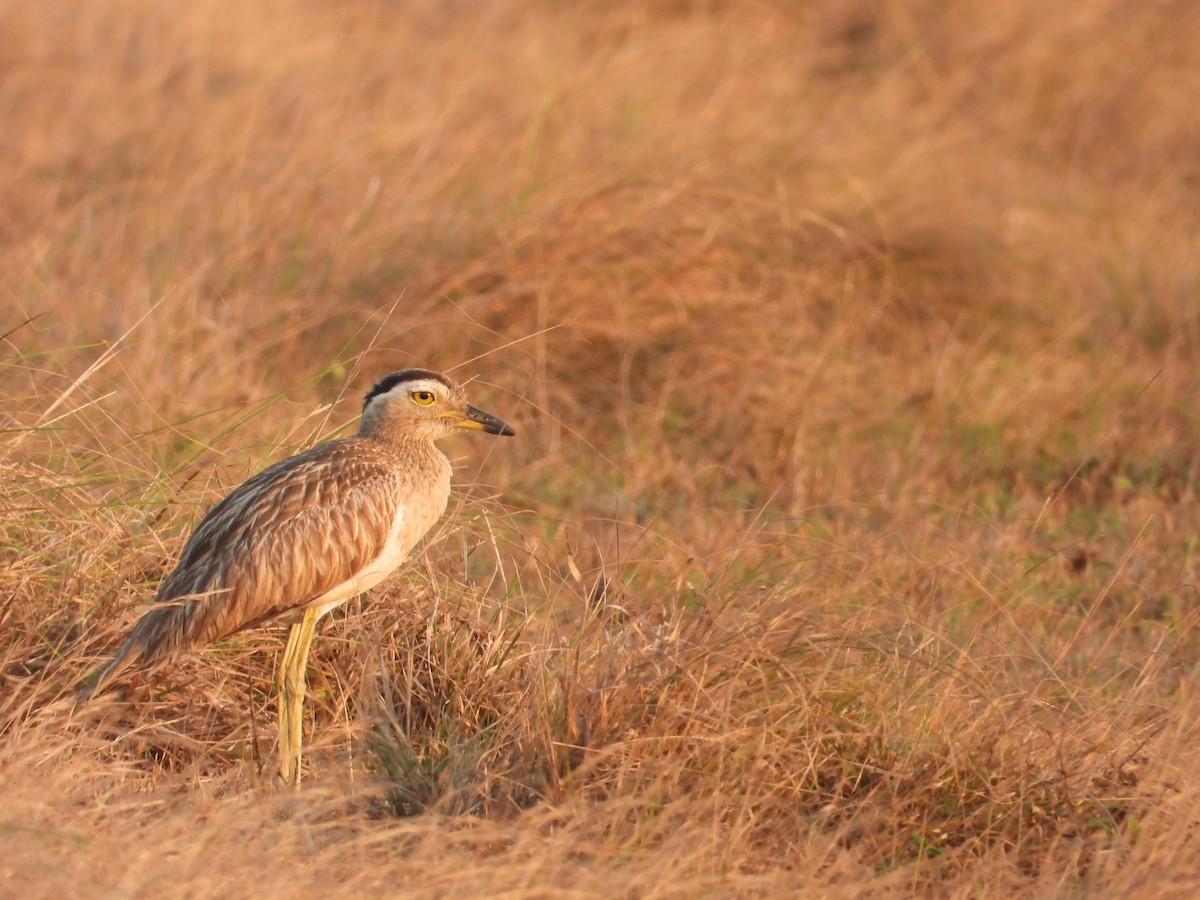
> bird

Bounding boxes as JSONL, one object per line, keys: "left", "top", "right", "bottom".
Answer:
{"left": 77, "top": 368, "right": 515, "bottom": 785}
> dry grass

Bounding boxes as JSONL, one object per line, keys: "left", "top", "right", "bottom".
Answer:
{"left": 4, "top": 0, "right": 1200, "bottom": 894}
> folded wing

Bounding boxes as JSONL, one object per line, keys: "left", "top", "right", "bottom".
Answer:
{"left": 79, "top": 441, "right": 401, "bottom": 700}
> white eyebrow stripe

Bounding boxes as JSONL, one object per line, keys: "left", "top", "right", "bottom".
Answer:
{"left": 368, "top": 377, "right": 448, "bottom": 404}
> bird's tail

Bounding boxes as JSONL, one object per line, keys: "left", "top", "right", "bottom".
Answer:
{"left": 74, "top": 602, "right": 194, "bottom": 704}
{"left": 75, "top": 643, "right": 138, "bottom": 704}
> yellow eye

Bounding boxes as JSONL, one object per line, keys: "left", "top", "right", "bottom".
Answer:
{"left": 411, "top": 390, "right": 436, "bottom": 406}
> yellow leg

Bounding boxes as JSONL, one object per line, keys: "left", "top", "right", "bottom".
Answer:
{"left": 276, "top": 607, "right": 319, "bottom": 787}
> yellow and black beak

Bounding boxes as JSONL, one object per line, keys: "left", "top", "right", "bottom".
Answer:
{"left": 458, "top": 405, "right": 516, "bottom": 436}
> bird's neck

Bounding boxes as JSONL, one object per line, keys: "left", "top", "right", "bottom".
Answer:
{"left": 358, "top": 423, "right": 444, "bottom": 460}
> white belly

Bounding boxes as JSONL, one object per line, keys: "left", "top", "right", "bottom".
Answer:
{"left": 304, "top": 508, "right": 410, "bottom": 619}
{"left": 305, "top": 460, "right": 450, "bottom": 620}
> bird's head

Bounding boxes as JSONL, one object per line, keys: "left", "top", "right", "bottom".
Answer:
{"left": 358, "top": 368, "right": 515, "bottom": 443}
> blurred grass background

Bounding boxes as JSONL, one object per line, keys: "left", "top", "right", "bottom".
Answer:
{"left": 3, "top": 0, "right": 1200, "bottom": 894}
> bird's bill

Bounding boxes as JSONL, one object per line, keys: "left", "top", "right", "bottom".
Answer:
{"left": 455, "top": 405, "right": 516, "bottom": 436}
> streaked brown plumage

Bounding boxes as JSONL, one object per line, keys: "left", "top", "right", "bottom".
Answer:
{"left": 78, "top": 368, "right": 514, "bottom": 778}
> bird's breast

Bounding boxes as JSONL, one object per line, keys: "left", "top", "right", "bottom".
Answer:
{"left": 308, "top": 448, "right": 451, "bottom": 617}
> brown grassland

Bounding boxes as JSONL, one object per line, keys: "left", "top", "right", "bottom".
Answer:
{"left": 4, "top": 0, "right": 1200, "bottom": 895}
